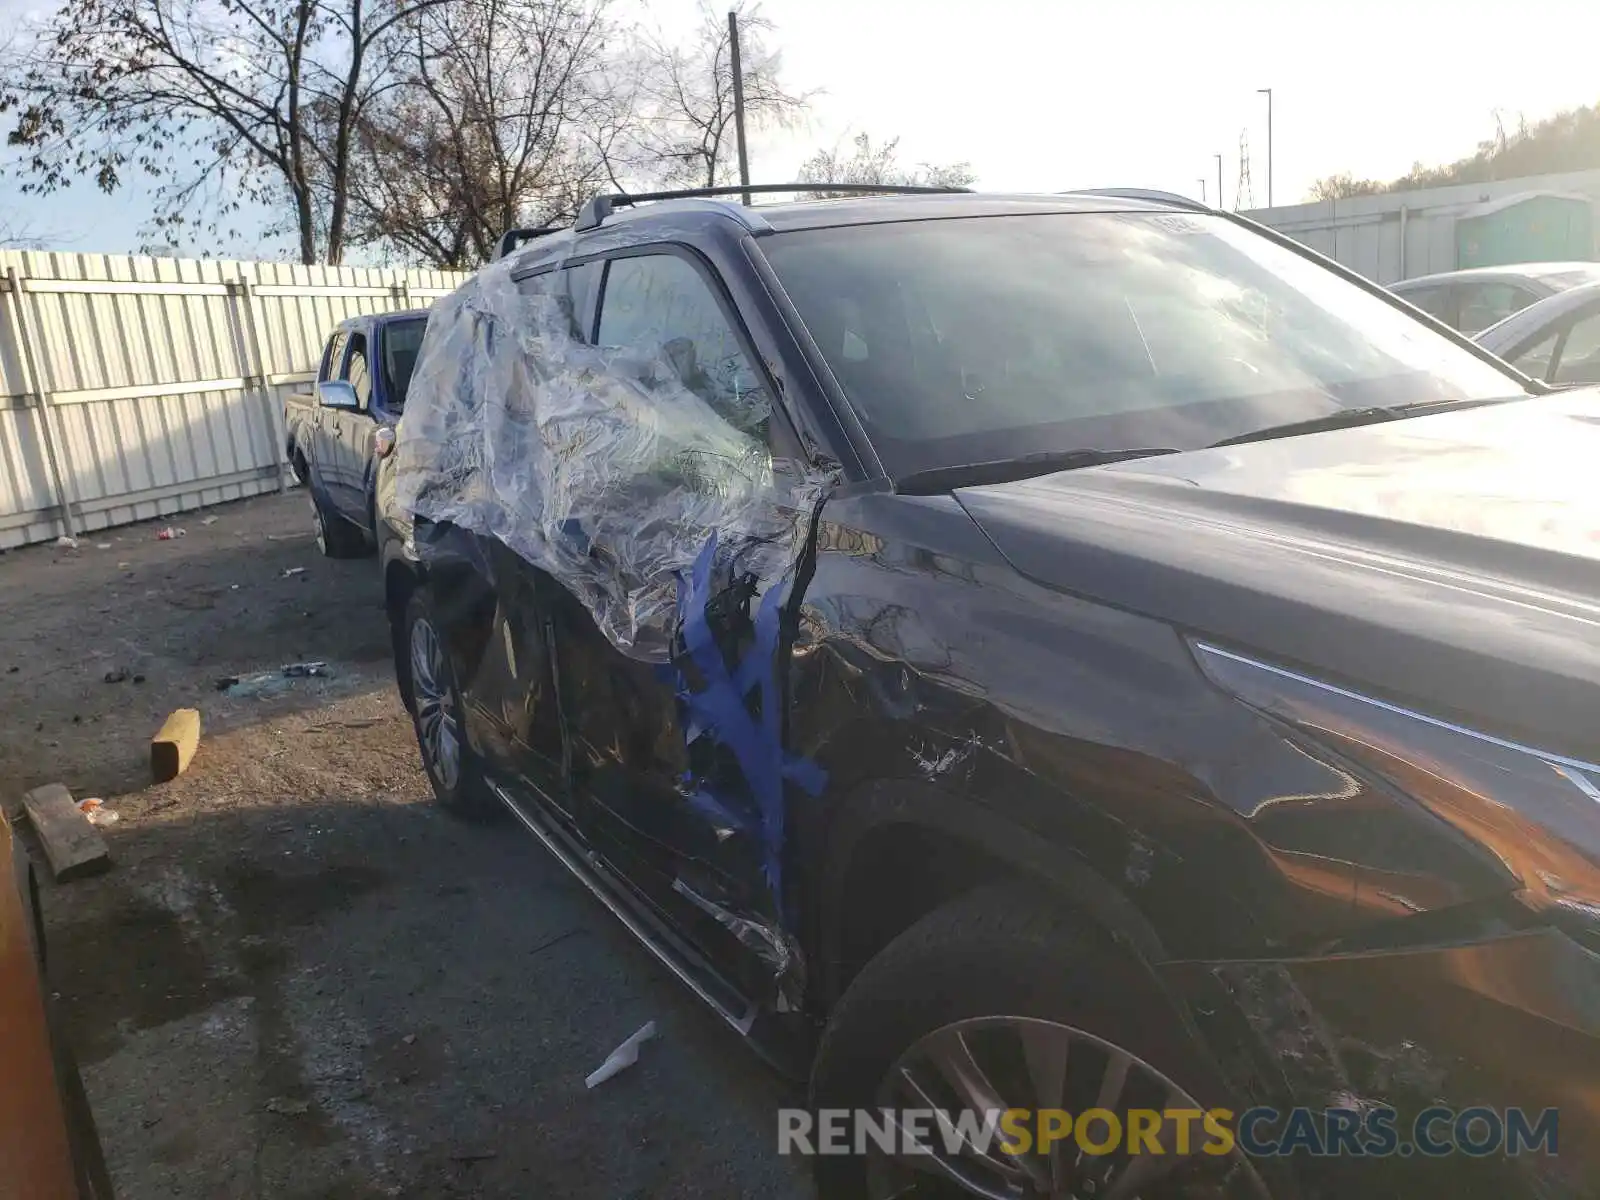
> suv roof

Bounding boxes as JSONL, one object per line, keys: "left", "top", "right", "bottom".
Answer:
{"left": 747, "top": 190, "right": 1195, "bottom": 231}
{"left": 502, "top": 189, "right": 1210, "bottom": 270}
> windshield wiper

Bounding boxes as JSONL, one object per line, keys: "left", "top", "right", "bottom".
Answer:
{"left": 896, "top": 447, "right": 1181, "bottom": 495}
{"left": 1207, "top": 406, "right": 1403, "bottom": 448}
{"left": 1207, "top": 394, "right": 1526, "bottom": 449}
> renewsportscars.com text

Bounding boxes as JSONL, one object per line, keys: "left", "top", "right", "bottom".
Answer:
{"left": 778, "top": 1105, "right": 1559, "bottom": 1159}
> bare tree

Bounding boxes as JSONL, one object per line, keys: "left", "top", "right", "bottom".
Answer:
{"left": 798, "top": 132, "right": 974, "bottom": 197}
{"left": 0, "top": 214, "right": 69, "bottom": 249}
{"left": 0, "top": 0, "right": 442, "bottom": 264}
{"left": 1307, "top": 103, "right": 1600, "bottom": 202}
{"left": 1306, "top": 172, "right": 1383, "bottom": 202}
{"left": 344, "top": 0, "right": 626, "bottom": 266}
{"left": 632, "top": 0, "right": 810, "bottom": 189}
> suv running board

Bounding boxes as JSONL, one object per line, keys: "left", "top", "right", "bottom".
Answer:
{"left": 487, "top": 780, "right": 761, "bottom": 1037}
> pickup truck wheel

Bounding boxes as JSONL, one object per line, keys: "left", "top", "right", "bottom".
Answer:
{"left": 403, "top": 590, "right": 499, "bottom": 820}
{"left": 810, "top": 884, "right": 1272, "bottom": 1200}
{"left": 309, "top": 486, "right": 367, "bottom": 558}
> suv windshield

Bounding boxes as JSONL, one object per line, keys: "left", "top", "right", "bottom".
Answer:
{"left": 761, "top": 211, "right": 1527, "bottom": 480}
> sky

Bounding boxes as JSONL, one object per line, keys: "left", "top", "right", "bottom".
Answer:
{"left": 4, "top": 0, "right": 1600, "bottom": 259}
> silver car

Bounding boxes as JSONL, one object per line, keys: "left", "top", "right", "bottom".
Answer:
{"left": 1475, "top": 279, "right": 1600, "bottom": 387}
{"left": 1391, "top": 262, "right": 1600, "bottom": 335}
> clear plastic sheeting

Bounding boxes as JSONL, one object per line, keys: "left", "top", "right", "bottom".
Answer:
{"left": 394, "top": 249, "right": 831, "bottom": 661}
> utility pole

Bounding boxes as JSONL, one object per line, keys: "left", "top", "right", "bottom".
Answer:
{"left": 1236, "top": 131, "right": 1254, "bottom": 211}
{"left": 1197, "top": 178, "right": 1207, "bottom": 205}
{"left": 1215, "top": 154, "right": 1224, "bottom": 212}
{"left": 728, "top": 10, "right": 752, "bottom": 206}
{"left": 1258, "top": 87, "right": 1273, "bottom": 206}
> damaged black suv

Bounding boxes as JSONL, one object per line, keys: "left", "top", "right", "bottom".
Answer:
{"left": 378, "top": 185, "right": 1600, "bottom": 1199}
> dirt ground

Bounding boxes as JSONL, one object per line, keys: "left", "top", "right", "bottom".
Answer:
{"left": 0, "top": 493, "right": 810, "bottom": 1199}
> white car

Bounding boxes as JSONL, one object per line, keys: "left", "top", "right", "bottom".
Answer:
{"left": 1391, "top": 262, "right": 1600, "bottom": 335}
{"left": 1475, "top": 279, "right": 1600, "bottom": 387}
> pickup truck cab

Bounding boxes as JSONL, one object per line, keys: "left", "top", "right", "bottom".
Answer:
{"left": 286, "top": 310, "right": 429, "bottom": 556}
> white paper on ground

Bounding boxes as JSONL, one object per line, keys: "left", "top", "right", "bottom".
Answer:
{"left": 584, "top": 1020, "right": 657, "bottom": 1089}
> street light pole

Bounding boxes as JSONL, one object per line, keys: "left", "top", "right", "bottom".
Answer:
{"left": 1258, "top": 87, "right": 1273, "bottom": 207}
{"left": 1215, "top": 154, "right": 1224, "bottom": 212}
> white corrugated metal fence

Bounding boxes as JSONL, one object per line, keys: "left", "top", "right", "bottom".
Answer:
{"left": 0, "top": 251, "right": 470, "bottom": 549}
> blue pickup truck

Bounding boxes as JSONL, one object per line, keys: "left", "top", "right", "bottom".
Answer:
{"left": 285, "top": 310, "right": 429, "bottom": 556}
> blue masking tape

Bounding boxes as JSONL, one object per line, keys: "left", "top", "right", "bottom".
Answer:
{"left": 671, "top": 532, "right": 826, "bottom": 898}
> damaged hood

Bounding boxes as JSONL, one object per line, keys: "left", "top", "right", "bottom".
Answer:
{"left": 955, "top": 390, "right": 1600, "bottom": 760}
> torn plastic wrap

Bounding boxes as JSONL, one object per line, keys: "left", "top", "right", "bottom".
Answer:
{"left": 394, "top": 234, "right": 835, "bottom": 962}
{"left": 395, "top": 249, "right": 832, "bottom": 663}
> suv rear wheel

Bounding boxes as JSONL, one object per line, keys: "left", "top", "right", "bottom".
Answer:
{"left": 403, "top": 589, "right": 498, "bottom": 819}
{"left": 810, "top": 884, "right": 1271, "bottom": 1200}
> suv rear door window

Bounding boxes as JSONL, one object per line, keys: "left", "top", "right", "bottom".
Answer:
{"left": 520, "top": 262, "right": 602, "bottom": 342}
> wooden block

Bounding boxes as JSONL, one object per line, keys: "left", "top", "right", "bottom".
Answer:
{"left": 150, "top": 708, "right": 201, "bottom": 783}
{"left": 21, "top": 784, "right": 110, "bottom": 882}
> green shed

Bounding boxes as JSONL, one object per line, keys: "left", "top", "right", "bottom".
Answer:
{"left": 1456, "top": 192, "right": 1595, "bottom": 268}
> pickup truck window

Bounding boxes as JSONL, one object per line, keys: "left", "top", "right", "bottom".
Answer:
{"left": 345, "top": 333, "right": 372, "bottom": 408}
{"left": 320, "top": 331, "right": 350, "bottom": 383}
{"left": 382, "top": 318, "right": 428, "bottom": 410}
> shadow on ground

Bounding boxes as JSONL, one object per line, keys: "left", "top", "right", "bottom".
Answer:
{"left": 4, "top": 494, "right": 810, "bottom": 1200}
{"left": 43, "top": 713, "right": 808, "bottom": 1200}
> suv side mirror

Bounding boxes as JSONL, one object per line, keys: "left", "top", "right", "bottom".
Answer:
{"left": 317, "top": 379, "right": 361, "bottom": 410}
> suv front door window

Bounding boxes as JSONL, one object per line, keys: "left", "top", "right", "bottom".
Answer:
{"left": 597, "top": 252, "right": 770, "bottom": 432}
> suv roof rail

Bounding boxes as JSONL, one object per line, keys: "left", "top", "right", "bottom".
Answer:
{"left": 1065, "top": 187, "right": 1213, "bottom": 213}
{"left": 573, "top": 182, "right": 975, "bottom": 232}
{"left": 493, "top": 225, "right": 565, "bottom": 260}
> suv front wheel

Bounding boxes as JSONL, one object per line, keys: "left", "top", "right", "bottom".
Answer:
{"left": 810, "top": 884, "right": 1270, "bottom": 1200}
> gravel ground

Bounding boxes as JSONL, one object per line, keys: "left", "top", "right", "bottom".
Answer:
{"left": 0, "top": 493, "right": 810, "bottom": 1199}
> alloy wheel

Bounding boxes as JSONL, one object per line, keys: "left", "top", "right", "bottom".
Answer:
{"left": 867, "top": 1016, "right": 1268, "bottom": 1200}
{"left": 409, "top": 615, "right": 460, "bottom": 792}
{"left": 310, "top": 492, "right": 327, "bottom": 554}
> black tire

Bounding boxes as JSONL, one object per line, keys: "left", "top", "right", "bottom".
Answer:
{"left": 309, "top": 482, "right": 369, "bottom": 558}
{"left": 810, "top": 883, "right": 1265, "bottom": 1199}
{"left": 402, "top": 589, "right": 499, "bottom": 820}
